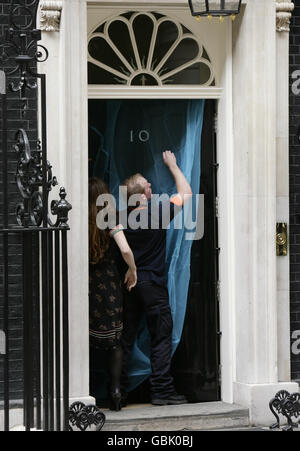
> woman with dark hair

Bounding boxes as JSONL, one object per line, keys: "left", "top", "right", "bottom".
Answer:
{"left": 89, "top": 177, "right": 137, "bottom": 411}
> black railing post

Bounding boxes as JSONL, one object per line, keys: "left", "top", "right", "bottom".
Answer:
{"left": 48, "top": 230, "right": 55, "bottom": 431}
{"left": 1, "top": 69, "right": 10, "bottom": 433}
{"left": 41, "top": 230, "right": 49, "bottom": 431}
{"left": 62, "top": 230, "right": 70, "bottom": 432}
{"left": 40, "top": 74, "right": 48, "bottom": 229}
{"left": 55, "top": 230, "right": 61, "bottom": 431}
{"left": 34, "top": 231, "right": 42, "bottom": 430}
{"left": 23, "top": 230, "right": 34, "bottom": 431}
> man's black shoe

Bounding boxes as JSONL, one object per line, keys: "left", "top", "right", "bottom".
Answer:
{"left": 151, "top": 394, "right": 188, "bottom": 406}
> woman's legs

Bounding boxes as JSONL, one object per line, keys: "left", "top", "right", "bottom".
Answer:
{"left": 108, "top": 345, "right": 123, "bottom": 391}
{"left": 108, "top": 345, "right": 123, "bottom": 410}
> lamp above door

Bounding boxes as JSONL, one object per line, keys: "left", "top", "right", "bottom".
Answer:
{"left": 188, "top": 0, "right": 242, "bottom": 20}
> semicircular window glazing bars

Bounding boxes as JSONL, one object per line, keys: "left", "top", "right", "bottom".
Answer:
{"left": 88, "top": 12, "right": 215, "bottom": 86}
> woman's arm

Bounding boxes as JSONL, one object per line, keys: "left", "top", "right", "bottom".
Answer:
{"left": 110, "top": 225, "right": 137, "bottom": 291}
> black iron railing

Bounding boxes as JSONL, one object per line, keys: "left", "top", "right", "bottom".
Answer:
{"left": 0, "top": 0, "right": 106, "bottom": 432}
{"left": 0, "top": 0, "right": 71, "bottom": 431}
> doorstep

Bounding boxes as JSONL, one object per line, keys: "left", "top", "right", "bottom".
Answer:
{"left": 101, "top": 402, "right": 249, "bottom": 431}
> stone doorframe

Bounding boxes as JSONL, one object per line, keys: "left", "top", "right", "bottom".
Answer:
{"left": 38, "top": 0, "right": 298, "bottom": 426}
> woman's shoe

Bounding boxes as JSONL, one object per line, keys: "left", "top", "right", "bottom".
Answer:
{"left": 109, "top": 389, "right": 122, "bottom": 411}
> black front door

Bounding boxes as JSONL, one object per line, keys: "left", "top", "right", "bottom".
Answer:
{"left": 171, "top": 100, "right": 220, "bottom": 402}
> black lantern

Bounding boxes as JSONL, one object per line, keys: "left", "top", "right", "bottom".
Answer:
{"left": 188, "top": 0, "right": 242, "bottom": 19}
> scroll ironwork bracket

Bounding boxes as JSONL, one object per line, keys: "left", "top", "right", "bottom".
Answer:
{"left": 69, "top": 402, "right": 106, "bottom": 432}
{"left": 269, "top": 390, "right": 300, "bottom": 431}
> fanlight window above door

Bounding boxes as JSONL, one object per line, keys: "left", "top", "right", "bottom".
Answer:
{"left": 88, "top": 12, "right": 215, "bottom": 86}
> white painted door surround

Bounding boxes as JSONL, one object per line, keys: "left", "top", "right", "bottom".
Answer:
{"left": 38, "top": 0, "right": 298, "bottom": 426}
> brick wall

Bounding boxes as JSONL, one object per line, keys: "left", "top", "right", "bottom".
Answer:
{"left": 0, "top": 0, "right": 38, "bottom": 401}
{"left": 290, "top": 0, "right": 300, "bottom": 382}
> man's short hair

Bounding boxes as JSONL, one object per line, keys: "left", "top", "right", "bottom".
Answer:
{"left": 123, "top": 173, "right": 145, "bottom": 201}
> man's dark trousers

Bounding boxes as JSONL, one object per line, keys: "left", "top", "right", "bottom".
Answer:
{"left": 121, "top": 280, "right": 175, "bottom": 398}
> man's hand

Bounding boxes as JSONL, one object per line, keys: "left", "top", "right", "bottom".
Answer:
{"left": 163, "top": 150, "right": 192, "bottom": 205}
{"left": 163, "top": 151, "right": 177, "bottom": 170}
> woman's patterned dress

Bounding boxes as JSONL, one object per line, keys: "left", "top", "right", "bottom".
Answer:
{"left": 89, "top": 238, "right": 123, "bottom": 350}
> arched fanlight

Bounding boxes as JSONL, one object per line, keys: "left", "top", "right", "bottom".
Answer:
{"left": 188, "top": 0, "right": 242, "bottom": 21}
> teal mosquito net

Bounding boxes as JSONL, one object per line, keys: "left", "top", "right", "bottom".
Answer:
{"left": 92, "top": 99, "right": 205, "bottom": 393}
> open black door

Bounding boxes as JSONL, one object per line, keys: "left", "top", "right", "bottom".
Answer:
{"left": 171, "top": 100, "right": 221, "bottom": 402}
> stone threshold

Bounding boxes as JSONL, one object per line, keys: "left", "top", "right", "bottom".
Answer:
{"left": 102, "top": 401, "right": 250, "bottom": 431}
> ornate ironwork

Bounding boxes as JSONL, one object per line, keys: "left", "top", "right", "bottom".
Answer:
{"left": 2, "top": 0, "right": 104, "bottom": 434}
{"left": 51, "top": 188, "right": 72, "bottom": 229}
{"left": 69, "top": 402, "right": 106, "bottom": 432}
{"left": 14, "top": 128, "right": 72, "bottom": 228}
{"left": 0, "top": 0, "right": 48, "bottom": 112}
{"left": 0, "top": 1, "right": 74, "bottom": 432}
{"left": 269, "top": 390, "right": 300, "bottom": 431}
{"left": 0, "top": 2, "right": 71, "bottom": 229}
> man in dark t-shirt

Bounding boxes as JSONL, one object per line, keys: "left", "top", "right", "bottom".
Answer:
{"left": 120, "top": 151, "right": 192, "bottom": 405}
{"left": 123, "top": 196, "right": 180, "bottom": 286}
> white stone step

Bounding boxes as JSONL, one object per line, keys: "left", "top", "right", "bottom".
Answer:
{"left": 101, "top": 401, "right": 249, "bottom": 431}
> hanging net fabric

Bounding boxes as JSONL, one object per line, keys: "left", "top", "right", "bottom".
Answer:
{"left": 92, "top": 99, "right": 205, "bottom": 393}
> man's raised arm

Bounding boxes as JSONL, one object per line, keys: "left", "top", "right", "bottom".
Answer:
{"left": 163, "top": 150, "right": 192, "bottom": 205}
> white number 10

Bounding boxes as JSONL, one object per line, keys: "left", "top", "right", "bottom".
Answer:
{"left": 130, "top": 130, "right": 150, "bottom": 143}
